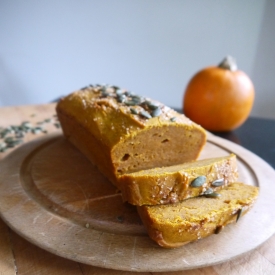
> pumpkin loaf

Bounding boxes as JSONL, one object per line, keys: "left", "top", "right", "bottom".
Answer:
{"left": 118, "top": 154, "right": 238, "bottom": 205}
{"left": 137, "top": 182, "right": 259, "bottom": 248}
{"left": 56, "top": 84, "right": 207, "bottom": 202}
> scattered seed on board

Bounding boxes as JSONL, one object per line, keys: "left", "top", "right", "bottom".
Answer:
{"left": 0, "top": 114, "right": 61, "bottom": 153}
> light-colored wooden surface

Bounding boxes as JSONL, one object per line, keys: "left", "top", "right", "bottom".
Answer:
{"left": 0, "top": 104, "right": 275, "bottom": 275}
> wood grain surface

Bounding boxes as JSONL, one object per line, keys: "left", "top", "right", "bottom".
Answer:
{"left": 0, "top": 104, "right": 275, "bottom": 275}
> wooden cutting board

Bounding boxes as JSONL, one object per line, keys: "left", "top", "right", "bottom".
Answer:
{"left": 0, "top": 132, "right": 275, "bottom": 272}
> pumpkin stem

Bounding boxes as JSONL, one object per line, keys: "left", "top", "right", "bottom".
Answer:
{"left": 218, "top": 56, "right": 237, "bottom": 71}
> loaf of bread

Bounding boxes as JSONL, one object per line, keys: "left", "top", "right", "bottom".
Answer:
{"left": 118, "top": 154, "right": 238, "bottom": 205}
{"left": 137, "top": 182, "right": 259, "bottom": 248}
{"left": 56, "top": 84, "right": 207, "bottom": 203}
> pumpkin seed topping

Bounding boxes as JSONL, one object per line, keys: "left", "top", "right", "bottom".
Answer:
{"left": 212, "top": 178, "right": 225, "bottom": 187}
{"left": 117, "top": 94, "right": 126, "bottom": 103}
{"left": 151, "top": 107, "right": 162, "bottom": 117}
{"left": 204, "top": 192, "right": 221, "bottom": 198}
{"left": 125, "top": 100, "right": 137, "bottom": 106}
{"left": 140, "top": 110, "right": 152, "bottom": 119}
{"left": 115, "top": 89, "right": 124, "bottom": 95}
{"left": 191, "top": 176, "right": 206, "bottom": 187}
{"left": 145, "top": 101, "right": 159, "bottom": 110}
{"left": 170, "top": 117, "right": 177, "bottom": 122}
{"left": 130, "top": 108, "right": 139, "bottom": 115}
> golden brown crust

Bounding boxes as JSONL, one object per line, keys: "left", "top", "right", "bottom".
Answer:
{"left": 137, "top": 183, "right": 259, "bottom": 248}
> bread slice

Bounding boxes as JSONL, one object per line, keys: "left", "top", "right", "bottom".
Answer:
{"left": 56, "top": 85, "right": 206, "bottom": 195}
{"left": 137, "top": 182, "right": 259, "bottom": 248}
{"left": 118, "top": 154, "right": 238, "bottom": 205}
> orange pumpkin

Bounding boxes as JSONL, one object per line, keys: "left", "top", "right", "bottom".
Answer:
{"left": 183, "top": 56, "right": 255, "bottom": 132}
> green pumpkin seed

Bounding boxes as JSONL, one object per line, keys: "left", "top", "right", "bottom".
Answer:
{"left": 111, "top": 85, "right": 120, "bottom": 90}
{"left": 125, "top": 91, "right": 132, "bottom": 96}
{"left": 190, "top": 176, "right": 206, "bottom": 187}
{"left": 131, "top": 96, "right": 143, "bottom": 105}
{"left": 117, "top": 94, "right": 126, "bottom": 103}
{"left": 204, "top": 192, "right": 221, "bottom": 198}
{"left": 204, "top": 187, "right": 214, "bottom": 195}
{"left": 101, "top": 91, "right": 109, "bottom": 97}
{"left": 170, "top": 117, "right": 176, "bottom": 122}
{"left": 130, "top": 108, "right": 139, "bottom": 115}
{"left": 146, "top": 101, "right": 159, "bottom": 110}
{"left": 116, "top": 89, "right": 124, "bottom": 95}
{"left": 151, "top": 107, "right": 162, "bottom": 117}
{"left": 140, "top": 110, "right": 152, "bottom": 119}
{"left": 0, "top": 142, "right": 7, "bottom": 150}
{"left": 125, "top": 100, "right": 137, "bottom": 106}
{"left": 212, "top": 178, "right": 225, "bottom": 187}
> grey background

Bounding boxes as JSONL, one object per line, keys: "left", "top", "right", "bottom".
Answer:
{"left": 1, "top": 0, "right": 274, "bottom": 119}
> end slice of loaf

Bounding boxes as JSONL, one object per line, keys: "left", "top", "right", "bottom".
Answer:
{"left": 137, "top": 182, "right": 259, "bottom": 248}
{"left": 118, "top": 154, "right": 238, "bottom": 205}
{"left": 56, "top": 85, "right": 207, "bottom": 196}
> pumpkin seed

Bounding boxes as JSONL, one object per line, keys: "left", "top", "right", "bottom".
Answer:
{"left": 151, "top": 107, "right": 162, "bottom": 117}
{"left": 0, "top": 142, "right": 7, "bottom": 150}
{"left": 131, "top": 96, "right": 143, "bottom": 105}
{"left": 140, "top": 110, "right": 152, "bottom": 119}
{"left": 101, "top": 91, "right": 109, "bottom": 97}
{"left": 111, "top": 85, "right": 120, "bottom": 91}
{"left": 115, "top": 89, "right": 124, "bottom": 95}
{"left": 130, "top": 108, "right": 139, "bottom": 115}
{"left": 117, "top": 94, "right": 126, "bottom": 103}
{"left": 236, "top": 208, "right": 243, "bottom": 222}
{"left": 125, "top": 100, "right": 137, "bottom": 106}
{"left": 125, "top": 91, "right": 132, "bottom": 96}
{"left": 212, "top": 178, "right": 225, "bottom": 187}
{"left": 190, "top": 176, "right": 206, "bottom": 187}
{"left": 146, "top": 101, "right": 159, "bottom": 110}
{"left": 170, "top": 117, "right": 176, "bottom": 122}
{"left": 31, "top": 127, "right": 43, "bottom": 134}
{"left": 203, "top": 187, "right": 214, "bottom": 195}
{"left": 204, "top": 192, "right": 221, "bottom": 198}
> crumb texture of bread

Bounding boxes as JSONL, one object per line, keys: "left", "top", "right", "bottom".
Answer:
{"left": 137, "top": 182, "right": 259, "bottom": 248}
{"left": 118, "top": 154, "right": 238, "bottom": 205}
{"left": 56, "top": 85, "right": 207, "bottom": 204}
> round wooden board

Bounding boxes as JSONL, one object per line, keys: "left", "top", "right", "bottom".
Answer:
{"left": 0, "top": 133, "right": 274, "bottom": 272}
